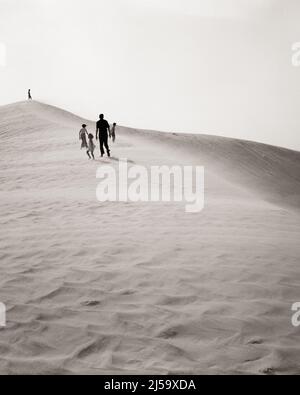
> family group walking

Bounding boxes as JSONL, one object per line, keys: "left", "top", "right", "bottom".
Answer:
{"left": 79, "top": 114, "right": 117, "bottom": 160}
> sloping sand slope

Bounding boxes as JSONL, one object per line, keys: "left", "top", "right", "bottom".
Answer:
{"left": 0, "top": 101, "right": 300, "bottom": 375}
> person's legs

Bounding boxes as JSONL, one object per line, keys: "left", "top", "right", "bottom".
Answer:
{"left": 87, "top": 150, "right": 91, "bottom": 159}
{"left": 99, "top": 137, "right": 105, "bottom": 157}
{"left": 103, "top": 135, "right": 110, "bottom": 157}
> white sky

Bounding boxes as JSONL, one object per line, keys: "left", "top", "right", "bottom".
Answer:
{"left": 0, "top": 0, "right": 300, "bottom": 150}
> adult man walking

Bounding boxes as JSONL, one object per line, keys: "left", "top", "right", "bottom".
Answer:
{"left": 96, "top": 114, "right": 111, "bottom": 157}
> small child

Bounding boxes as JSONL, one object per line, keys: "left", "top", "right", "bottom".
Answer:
{"left": 87, "top": 133, "right": 96, "bottom": 160}
{"left": 111, "top": 123, "right": 117, "bottom": 143}
{"left": 79, "top": 124, "right": 88, "bottom": 149}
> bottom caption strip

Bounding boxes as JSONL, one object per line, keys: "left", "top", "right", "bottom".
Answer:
{"left": 103, "top": 377, "right": 197, "bottom": 392}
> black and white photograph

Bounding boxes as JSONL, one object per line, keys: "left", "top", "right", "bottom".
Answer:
{"left": 0, "top": 0, "right": 300, "bottom": 378}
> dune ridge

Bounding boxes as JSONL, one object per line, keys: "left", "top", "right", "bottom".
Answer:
{"left": 0, "top": 101, "right": 300, "bottom": 375}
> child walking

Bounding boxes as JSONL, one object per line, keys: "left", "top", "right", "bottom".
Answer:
{"left": 87, "top": 133, "right": 96, "bottom": 160}
{"left": 111, "top": 123, "right": 117, "bottom": 143}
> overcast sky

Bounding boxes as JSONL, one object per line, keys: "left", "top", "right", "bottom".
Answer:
{"left": 0, "top": 0, "right": 300, "bottom": 150}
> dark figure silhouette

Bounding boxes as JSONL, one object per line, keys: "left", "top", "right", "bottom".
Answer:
{"left": 28, "top": 89, "right": 32, "bottom": 100}
{"left": 96, "top": 114, "right": 111, "bottom": 157}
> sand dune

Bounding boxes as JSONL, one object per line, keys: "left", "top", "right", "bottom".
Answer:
{"left": 0, "top": 101, "right": 300, "bottom": 375}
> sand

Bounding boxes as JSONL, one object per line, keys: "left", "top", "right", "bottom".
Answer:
{"left": 0, "top": 101, "right": 300, "bottom": 375}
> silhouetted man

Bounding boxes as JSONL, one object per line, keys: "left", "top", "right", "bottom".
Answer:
{"left": 28, "top": 89, "right": 32, "bottom": 100}
{"left": 96, "top": 114, "right": 111, "bottom": 157}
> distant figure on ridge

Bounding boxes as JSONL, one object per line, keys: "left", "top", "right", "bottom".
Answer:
{"left": 28, "top": 89, "right": 32, "bottom": 100}
{"left": 111, "top": 123, "right": 117, "bottom": 143}
{"left": 96, "top": 114, "right": 111, "bottom": 157}
{"left": 79, "top": 124, "right": 88, "bottom": 150}
{"left": 87, "top": 133, "right": 96, "bottom": 160}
